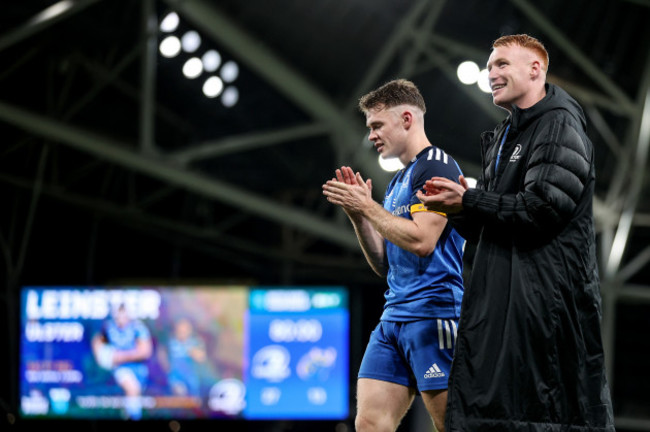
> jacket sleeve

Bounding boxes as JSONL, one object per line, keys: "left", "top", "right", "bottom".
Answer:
{"left": 448, "top": 186, "right": 485, "bottom": 243}
{"left": 459, "top": 118, "right": 592, "bottom": 235}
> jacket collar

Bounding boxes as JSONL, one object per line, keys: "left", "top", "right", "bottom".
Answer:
{"left": 506, "top": 83, "right": 586, "bottom": 132}
{"left": 507, "top": 83, "right": 552, "bottom": 132}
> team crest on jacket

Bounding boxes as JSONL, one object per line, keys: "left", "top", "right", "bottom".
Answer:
{"left": 509, "top": 144, "right": 523, "bottom": 162}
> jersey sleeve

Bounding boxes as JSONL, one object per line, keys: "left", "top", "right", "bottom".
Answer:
{"left": 134, "top": 320, "right": 152, "bottom": 341}
{"left": 410, "top": 147, "right": 463, "bottom": 215}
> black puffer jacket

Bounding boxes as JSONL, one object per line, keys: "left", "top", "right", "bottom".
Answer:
{"left": 446, "top": 84, "right": 615, "bottom": 431}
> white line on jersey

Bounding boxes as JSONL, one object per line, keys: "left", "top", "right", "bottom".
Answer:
{"left": 427, "top": 148, "right": 449, "bottom": 164}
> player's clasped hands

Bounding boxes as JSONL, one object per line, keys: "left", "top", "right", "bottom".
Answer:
{"left": 322, "top": 166, "right": 373, "bottom": 214}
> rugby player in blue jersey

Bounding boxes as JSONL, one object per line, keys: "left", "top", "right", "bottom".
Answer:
{"left": 322, "top": 79, "right": 465, "bottom": 432}
{"left": 92, "top": 303, "right": 153, "bottom": 420}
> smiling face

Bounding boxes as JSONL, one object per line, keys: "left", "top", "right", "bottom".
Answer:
{"left": 365, "top": 105, "right": 409, "bottom": 161}
{"left": 487, "top": 43, "right": 544, "bottom": 111}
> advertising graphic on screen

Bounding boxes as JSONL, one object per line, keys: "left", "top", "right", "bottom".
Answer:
{"left": 19, "top": 286, "right": 349, "bottom": 421}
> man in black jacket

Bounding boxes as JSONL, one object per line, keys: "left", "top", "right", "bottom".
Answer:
{"left": 417, "top": 34, "right": 615, "bottom": 431}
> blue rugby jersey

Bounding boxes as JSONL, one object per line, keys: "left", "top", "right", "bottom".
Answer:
{"left": 381, "top": 146, "right": 465, "bottom": 321}
{"left": 104, "top": 319, "right": 151, "bottom": 367}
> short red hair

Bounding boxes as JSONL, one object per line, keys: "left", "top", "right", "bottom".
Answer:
{"left": 493, "top": 34, "right": 549, "bottom": 72}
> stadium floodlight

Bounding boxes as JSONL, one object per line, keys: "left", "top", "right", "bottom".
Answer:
{"left": 457, "top": 61, "right": 480, "bottom": 85}
{"left": 181, "top": 30, "right": 201, "bottom": 53}
{"left": 378, "top": 156, "right": 404, "bottom": 172}
{"left": 202, "top": 50, "right": 222, "bottom": 73}
{"left": 182, "top": 57, "right": 203, "bottom": 79}
{"left": 221, "top": 86, "right": 239, "bottom": 107}
{"left": 220, "top": 61, "right": 239, "bottom": 83}
{"left": 203, "top": 76, "right": 224, "bottom": 98}
{"left": 477, "top": 69, "right": 492, "bottom": 93}
{"left": 159, "top": 35, "right": 181, "bottom": 58}
{"left": 159, "top": 12, "right": 179, "bottom": 32}
{"left": 30, "top": 0, "right": 74, "bottom": 25}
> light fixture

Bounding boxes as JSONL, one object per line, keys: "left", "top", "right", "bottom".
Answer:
{"left": 159, "top": 12, "right": 179, "bottom": 32}
{"left": 378, "top": 156, "right": 404, "bottom": 172}
{"left": 457, "top": 61, "right": 480, "bottom": 85}
{"left": 203, "top": 76, "right": 224, "bottom": 98}
{"left": 159, "top": 35, "right": 181, "bottom": 58}
{"left": 181, "top": 30, "right": 201, "bottom": 53}
{"left": 221, "top": 86, "right": 239, "bottom": 107}
{"left": 220, "top": 61, "right": 239, "bottom": 83}
{"left": 477, "top": 69, "right": 492, "bottom": 93}
{"left": 182, "top": 57, "right": 203, "bottom": 79}
{"left": 157, "top": 21, "right": 242, "bottom": 105}
{"left": 202, "top": 50, "right": 222, "bottom": 73}
{"left": 29, "top": 1, "right": 74, "bottom": 25}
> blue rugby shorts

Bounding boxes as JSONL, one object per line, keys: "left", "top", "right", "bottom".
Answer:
{"left": 358, "top": 319, "right": 458, "bottom": 391}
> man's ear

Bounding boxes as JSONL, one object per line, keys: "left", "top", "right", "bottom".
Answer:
{"left": 530, "top": 60, "right": 542, "bottom": 79}
{"left": 402, "top": 110, "right": 413, "bottom": 129}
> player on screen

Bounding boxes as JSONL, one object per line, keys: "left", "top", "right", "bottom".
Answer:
{"left": 322, "top": 79, "right": 465, "bottom": 432}
{"left": 91, "top": 303, "right": 153, "bottom": 420}
{"left": 157, "top": 317, "right": 208, "bottom": 398}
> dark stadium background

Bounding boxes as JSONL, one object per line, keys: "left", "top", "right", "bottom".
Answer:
{"left": 1, "top": 0, "right": 649, "bottom": 430}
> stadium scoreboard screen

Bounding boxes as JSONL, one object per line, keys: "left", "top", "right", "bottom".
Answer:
{"left": 19, "top": 286, "right": 349, "bottom": 421}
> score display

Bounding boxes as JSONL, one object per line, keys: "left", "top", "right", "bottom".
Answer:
{"left": 245, "top": 288, "right": 349, "bottom": 419}
{"left": 19, "top": 286, "right": 349, "bottom": 421}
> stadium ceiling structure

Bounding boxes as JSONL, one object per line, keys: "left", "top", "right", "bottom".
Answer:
{"left": 1, "top": 0, "right": 650, "bottom": 429}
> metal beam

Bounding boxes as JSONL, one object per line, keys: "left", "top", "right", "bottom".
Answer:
{"left": 139, "top": 0, "right": 157, "bottom": 155}
{"left": 0, "top": 0, "right": 102, "bottom": 52}
{"left": 584, "top": 106, "right": 623, "bottom": 156}
{"left": 76, "top": 55, "right": 193, "bottom": 134}
{"left": 593, "top": 196, "right": 617, "bottom": 232}
{"left": 615, "top": 416, "right": 650, "bottom": 432}
{"left": 65, "top": 47, "right": 142, "bottom": 121}
{"left": 548, "top": 75, "right": 634, "bottom": 117}
{"left": 344, "top": 0, "right": 436, "bottom": 113}
{"left": 633, "top": 212, "right": 650, "bottom": 227}
{"left": 616, "top": 285, "right": 650, "bottom": 303}
{"left": 615, "top": 246, "right": 650, "bottom": 283}
{"left": 0, "top": 171, "right": 372, "bottom": 278}
{"left": 171, "top": 123, "right": 329, "bottom": 164}
{"left": 600, "top": 46, "right": 650, "bottom": 412}
{"left": 605, "top": 55, "right": 650, "bottom": 276}
{"left": 397, "top": 1, "right": 447, "bottom": 79}
{"left": 0, "top": 100, "right": 359, "bottom": 250}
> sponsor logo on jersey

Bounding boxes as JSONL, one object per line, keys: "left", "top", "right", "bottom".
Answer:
{"left": 392, "top": 204, "right": 410, "bottom": 217}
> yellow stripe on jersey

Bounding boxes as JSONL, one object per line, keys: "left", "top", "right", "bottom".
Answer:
{"left": 410, "top": 203, "right": 446, "bottom": 217}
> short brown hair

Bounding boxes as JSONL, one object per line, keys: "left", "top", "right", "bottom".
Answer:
{"left": 493, "top": 34, "right": 549, "bottom": 71}
{"left": 358, "top": 79, "right": 426, "bottom": 114}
